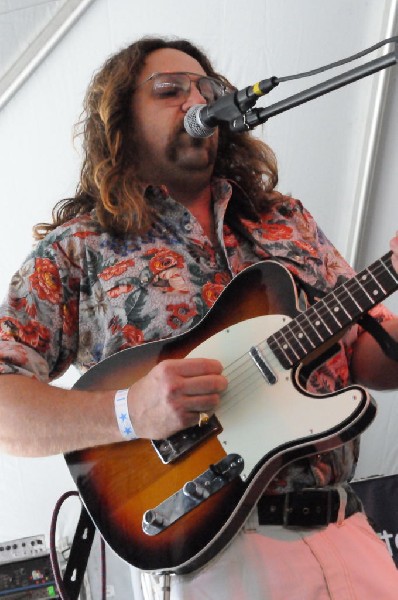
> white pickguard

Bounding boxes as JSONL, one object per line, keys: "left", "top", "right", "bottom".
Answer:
{"left": 187, "top": 314, "right": 363, "bottom": 480}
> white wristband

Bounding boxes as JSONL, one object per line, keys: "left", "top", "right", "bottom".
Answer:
{"left": 114, "top": 388, "right": 138, "bottom": 441}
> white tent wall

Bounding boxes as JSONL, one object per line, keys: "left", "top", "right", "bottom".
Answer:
{"left": 0, "top": 0, "right": 397, "bottom": 591}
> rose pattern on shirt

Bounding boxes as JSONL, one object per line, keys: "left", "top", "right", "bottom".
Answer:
{"left": 0, "top": 179, "right": 393, "bottom": 491}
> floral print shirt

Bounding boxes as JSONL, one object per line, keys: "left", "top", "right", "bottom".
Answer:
{"left": 0, "top": 179, "right": 393, "bottom": 492}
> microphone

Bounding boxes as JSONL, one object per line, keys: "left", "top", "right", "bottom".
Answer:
{"left": 184, "top": 104, "right": 217, "bottom": 138}
{"left": 184, "top": 77, "right": 279, "bottom": 138}
{"left": 185, "top": 42, "right": 398, "bottom": 137}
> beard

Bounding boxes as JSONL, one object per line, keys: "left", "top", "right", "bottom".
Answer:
{"left": 164, "top": 125, "right": 217, "bottom": 171}
{"left": 164, "top": 123, "right": 218, "bottom": 172}
{"left": 132, "top": 118, "right": 219, "bottom": 195}
{"left": 135, "top": 119, "right": 218, "bottom": 175}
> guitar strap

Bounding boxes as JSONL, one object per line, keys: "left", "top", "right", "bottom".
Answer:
{"left": 358, "top": 312, "right": 398, "bottom": 361}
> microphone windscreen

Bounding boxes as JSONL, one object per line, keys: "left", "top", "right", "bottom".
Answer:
{"left": 184, "top": 105, "right": 216, "bottom": 138}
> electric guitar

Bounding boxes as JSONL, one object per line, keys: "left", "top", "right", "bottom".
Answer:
{"left": 65, "top": 253, "right": 397, "bottom": 574}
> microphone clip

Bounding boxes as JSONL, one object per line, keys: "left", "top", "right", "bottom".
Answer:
{"left": 213, "top": 76, "right": 280, "bottom": 126}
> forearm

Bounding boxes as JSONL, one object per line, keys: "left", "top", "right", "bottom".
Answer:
{"left": 0, "top": 374, "right": 120, "bottom": 457}
{"left": 0, "top": 358, "right": 227, "bottom": 458}
{"left": 351, "top": 318, "right": 398, "bottom": 390}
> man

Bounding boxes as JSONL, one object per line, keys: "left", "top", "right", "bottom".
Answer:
{"left": 1, "top": 36, "right": 398, "bottom": 599}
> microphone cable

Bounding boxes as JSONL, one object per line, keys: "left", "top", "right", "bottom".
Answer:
{"left": 276, "top": 36, "right": 398, "bottom": 84}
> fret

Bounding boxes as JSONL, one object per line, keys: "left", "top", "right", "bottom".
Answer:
{"left": 284, "top": 327, "right": 312, "bottom": 357}
{"left": 317, "top": 292, "right": 353, "bottom": 332}
{"left": 330, "top": 290, "right": 352, "bottom": 320}
{"left": 375, "top": 255, "right": 398, "bottom": 290}
{"left": 381, "top": 255, "right": 398, "bottom": 286}
{"left": 334, "top": 283, "right": 364, "bottom": 317}
{"left": 299, "top": 311, "right": 325, "bottom": 343}
{"left": 367, "top": 255, "right": 397, "bottom": 290}
{"left": 271, "top": 329, "right": 301, "bottom": 367}
{"left": 349, "top": 275, "right": 381, "bottom": 308}
{"left": 304, "top": 304, "right": 333, "bottom": 338}
{"left": 270, "top": 303, "right": 332, "bottom": 369}
{"left": 367, "top": 269, "right": 387, "bottom": 295}
{"left": 345, "top": 276, "right": 380, "bottom": 312}
{"left": 272, "top": 322, "right": 315, "bottom": 366}
{"left": 268, "top": 252, "right": 398, "bottom": 370}
{"left": 291, "top": 321, "right": 316, "bottom": 351}
{"left": 321, "top": 298, "right": 344, "bottom": 328}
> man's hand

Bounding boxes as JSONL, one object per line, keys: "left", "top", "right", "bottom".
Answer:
{"left": 391, "top": 233, "right": 398, "bottom": 273}
{"left": 126, "top": 358, "right": 228, "bottom": 440}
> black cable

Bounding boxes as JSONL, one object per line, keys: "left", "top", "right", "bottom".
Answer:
{"left": 49, "top": 490, "right": 107, "bottom": 600}
{"left": 49, "top": 490, "right": 79, "bottom": 600}
{"left": 277, "top": 36, "right": 398, "bottom": 83}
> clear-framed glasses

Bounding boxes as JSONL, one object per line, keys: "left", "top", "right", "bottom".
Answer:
{"left": 134, "top": 72, "right": 231, "bottom": 105}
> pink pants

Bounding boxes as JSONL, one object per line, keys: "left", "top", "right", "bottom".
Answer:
{"left": 141, "top": 512, "right": 398, "bottom": 599}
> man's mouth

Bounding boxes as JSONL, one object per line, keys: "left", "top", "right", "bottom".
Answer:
{"left": 175, "top": 127, "right": 206, "bottom": 146}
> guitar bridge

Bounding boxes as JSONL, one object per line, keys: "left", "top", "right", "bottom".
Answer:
{"left": 142, "top": 453, "right": 244, "bottom": 536}
{"left": 152, "top": 415, "right": 222, "bottom": 464}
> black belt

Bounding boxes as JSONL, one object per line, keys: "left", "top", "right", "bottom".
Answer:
{"left": 257, "top": 487, "right": 362, "bottom": 528}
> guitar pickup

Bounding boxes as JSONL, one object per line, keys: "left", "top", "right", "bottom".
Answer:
{"left": 151, "top": 415, "right": 222, "bottom": 464}
{"left": 142, "top": 453, "right": 244, "bottom": 536}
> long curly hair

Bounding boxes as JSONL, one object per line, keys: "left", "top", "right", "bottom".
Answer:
{"left": 34, "top": 36, "right": 278, "bottom": 239}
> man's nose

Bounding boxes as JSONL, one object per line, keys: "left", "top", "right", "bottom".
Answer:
{"left": 181, "top": 82, "right": 207, "bottom": 111}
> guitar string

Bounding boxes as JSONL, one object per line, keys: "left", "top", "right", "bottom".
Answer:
{"left": 217, "top": 330, "right": 300, "bottom": 416}
{"left": 289, "top": 260, "right": 392, "bottom": 337}
{"left": 213, "top": 255, "right": 398, "bottom": 417}
{"left": 218, "top": 353, "right": 275, "bottom": 417}
{"left": 268, "top": 257, "right": 397, "bottom": 364}
{"left": 220, "top": 351, "right": 263, "bottom": 392}
{"left": 220, "top": 259, "right": 393, "bottom": 389}
{"left": 224, "top": 255, "right": 395, "bottom": 395}
{"left": 218, "top": 338, "right": 305, "bottom": 419}
{"left": 228, "top": 255, "right": 394, "bottom": 369}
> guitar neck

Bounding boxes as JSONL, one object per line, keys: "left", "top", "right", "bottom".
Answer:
{"left": 268, "top": 252, "right": 398, "bottom": 369}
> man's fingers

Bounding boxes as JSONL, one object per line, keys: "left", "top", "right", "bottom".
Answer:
{"left": 160, "top": 357, "right": 224, "bottom": 377}
{"left": 390, "top": 235, "right": 398, "bottom": 253}
{"left": 180, "top": 373, "right": 228, "bottom": 395}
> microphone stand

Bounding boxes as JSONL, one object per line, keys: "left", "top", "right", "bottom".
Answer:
{"left": 230, "top": 46, "right": 398, "bottom": 132}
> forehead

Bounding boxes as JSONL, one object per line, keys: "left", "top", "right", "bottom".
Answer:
{"left": 137, "top": 48, "right": 207, "bottom": 84}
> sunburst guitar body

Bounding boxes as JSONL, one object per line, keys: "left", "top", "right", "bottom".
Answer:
{"left": 65, "top": 254, "right": 398, "bottom": 573}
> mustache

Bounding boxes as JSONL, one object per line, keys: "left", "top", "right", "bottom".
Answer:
{"left": 173, "top": 121, "right": 207, "bottom": 146}
{"left": 166, "top": 121, "right": 215, "bottom": 164}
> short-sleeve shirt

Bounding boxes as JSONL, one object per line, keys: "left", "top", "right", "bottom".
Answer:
{"left": 0, "top": 179, "right": 393, "bottom": 492}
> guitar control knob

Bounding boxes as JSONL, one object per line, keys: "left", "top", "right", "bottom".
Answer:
{"left": 183, "top": 480, "right": 210, "bottom": 501}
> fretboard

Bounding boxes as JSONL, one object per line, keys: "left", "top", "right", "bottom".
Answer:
{"left": 268, "top": 252, "right": 398, "bottom": 369}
